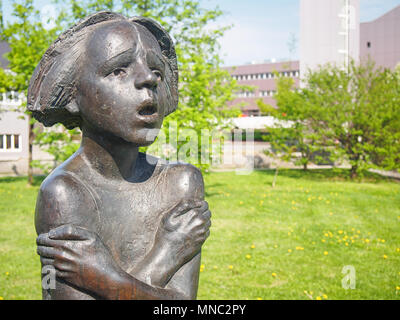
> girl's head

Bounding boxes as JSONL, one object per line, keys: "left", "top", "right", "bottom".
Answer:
{"left": 27, "top": 11, "right": 178, "bottom": 146}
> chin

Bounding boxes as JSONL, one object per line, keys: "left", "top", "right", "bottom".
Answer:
{"left": 123, "top": 127, "right": 160, "bottom": 146}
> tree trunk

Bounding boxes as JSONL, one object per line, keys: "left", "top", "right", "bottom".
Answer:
{"left": 272, "top": 166, "right": 279, "bottom": 188}
{"left": 303, "top": 163, "right": 308, "bottom": 171}
{"left": 27, "top": 114, "right": 34, "bottom": 185}
{"left": 350, "top": 165, "right": 358, "bottom": 180}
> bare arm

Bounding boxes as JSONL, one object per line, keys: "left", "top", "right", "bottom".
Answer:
{"left": 36, "top": 168, "right": 210, "bottom": 299}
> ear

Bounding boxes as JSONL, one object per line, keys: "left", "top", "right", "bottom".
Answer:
{"left": 65, "top": 100, "right": 80, "bottom": 115}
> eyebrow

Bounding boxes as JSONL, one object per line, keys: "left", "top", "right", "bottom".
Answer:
{"left": 146, "top": 50, "right": 165, "bottom": 70}
{"left": 99, "top": 48, "right": 135, "bottom": 75}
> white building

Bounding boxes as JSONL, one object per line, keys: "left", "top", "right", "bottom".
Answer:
{"left": 300, "top": 0, "right": 360, "bottom": 78}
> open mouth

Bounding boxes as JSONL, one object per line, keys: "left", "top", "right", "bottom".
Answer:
{"left": 138, "top": 101, "right": 158, "bottom": 116}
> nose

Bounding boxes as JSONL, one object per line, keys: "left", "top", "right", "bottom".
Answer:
{"left": 134, "top": 64, "right": 158, "bottom": 90}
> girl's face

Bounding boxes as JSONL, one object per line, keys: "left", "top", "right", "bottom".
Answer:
{"left": 76, "top": 20, "right": 170, "bottom": 146}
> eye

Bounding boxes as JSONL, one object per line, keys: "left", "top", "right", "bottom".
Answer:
{"left": 111, "top": 68, "right": 127, "bottom": 77}
{"left": 152, "top": 69, "right": 163, "bottom": 81}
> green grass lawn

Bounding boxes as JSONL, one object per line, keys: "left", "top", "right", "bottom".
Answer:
{"left": 0, "top": 170, "right": 399, "bottom": 300}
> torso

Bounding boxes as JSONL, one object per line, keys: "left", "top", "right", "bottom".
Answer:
{"left": 36, "top": 150, "right": 204, "bottom": 299}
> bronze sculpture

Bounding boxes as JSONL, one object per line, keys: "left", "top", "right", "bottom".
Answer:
{"left": 28, "top": 11, "right": 211, "bottom": 300}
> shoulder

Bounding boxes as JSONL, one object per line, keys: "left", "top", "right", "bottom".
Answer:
{"left": 35, "top": 167, "right": 99, "bottom": 234}
{"left": 160, "top": 161, "right": 204, "bottom": 200}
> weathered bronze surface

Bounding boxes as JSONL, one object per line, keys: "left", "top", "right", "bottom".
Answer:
{"left": 27, "top": 11, "right": 211, "bottom": 300}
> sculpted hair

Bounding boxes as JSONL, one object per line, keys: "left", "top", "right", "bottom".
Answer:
{"left": 27, "top": 11, "right": 179, "bottom": 129}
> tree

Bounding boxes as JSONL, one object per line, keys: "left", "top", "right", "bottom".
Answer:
{"left": 0, "top": 0, "right": 61, "bottom": 184}
{"left": 273, "top": 59, "right": 400, "bottom": 178}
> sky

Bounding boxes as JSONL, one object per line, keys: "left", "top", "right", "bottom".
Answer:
{"left": 2, "top": 0, "right": 400, "bottom": 66}
{"left": 200, "top": 0, "right": 400, "bottom": 66}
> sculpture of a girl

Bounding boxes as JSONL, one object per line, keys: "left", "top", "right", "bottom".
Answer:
{"left": 28, "top": 11, "right": 211, "bottom": 300}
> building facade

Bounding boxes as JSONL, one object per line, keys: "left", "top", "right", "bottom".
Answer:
{"left": 225, "top": 60, "right": 300, "bottom": 116}
{"left": 228, "top": 1, "right": 399, "bottom": 117}
{"left": 300, "top": 0, "right": 360, "bottom": 76}
{"left": 360, "top": 5, "right": 400, "bottom": 70}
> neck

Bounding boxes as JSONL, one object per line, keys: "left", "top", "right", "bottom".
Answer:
{"left": 80, "top": 124, "right": 139, "bottom": 181}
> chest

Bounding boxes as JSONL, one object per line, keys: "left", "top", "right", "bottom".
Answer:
{"left": 90, "top": 179, "right": 178, "bottom": 271}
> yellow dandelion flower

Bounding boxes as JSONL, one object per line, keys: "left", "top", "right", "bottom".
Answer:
{"left": 324, "top": 251, "right": 329, "bottom": 256}
{"left": 274, "top": 244, "right": 278, "bottom": 248}
{"left": 251, "top": 244, "right": 255, "bottom": 249}
{"left": 329, "top": 212, "right": 333, "bottom": 216}
{"left": 316, "top": 296, "right": 322, "bottom": 300}
{"left": 365, "top": 239, "right": 370, "bottom": 243}
{"left": 0, "top": 296, "right": 3, "bottom": 300}
{"left": 396, "top": 248, "right": 400, "bottom": 252}
{"left": 5, "top": 272, "right": 9, "bottom": 276}
{"left": 288, "top": 232, "right": 292, "bottom": 236}
{"left": 381, "top": 239, "right": 385, "bottom": 243}
{"left": 396, "top": 286, "right": 400, "bottom": 291}
{"left": 383, "top": 255, "right": 388, "bottom": 259}
{"left": 257, "top": 297, "right": 263, "bottom": 300}
{"left": 239, "top": 201, "right": 244, "bottom": 205}
{"left": 246, "top": 254, "right": 251, "bottom": 259}
{"left": 272, "top": 273, "right": 277, "bottom": 277}
{"left": 213, "top": 266, "right": 218, "bottom": 270}
{"left": 338, "top": 230, "right": 343, "bottom": 234}
{"left": 228, "top": 265, "right": 234, "bottom": 270}
{"left": 288, "top": 249, "right": 292, "bottom": 253}
{"left": 322, "top": 294, "right": 328, "bottom": 299}
{"left": 322, "top": 239, "right": 326, "bottom": 243}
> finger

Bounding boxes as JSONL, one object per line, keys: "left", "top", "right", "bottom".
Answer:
{"left": 189, "top": 209, "right": 211, "bottom": 226}
{"left": 55, "top": 270, "right": 72, "bottom": 280}
{"left": 198, "top": 201, "right": 209, "bottom": 213}
{"left": 48, "top": 224, "right": 92, "bottom": 241}
{"left": 172, "top": 199, "right": 204, "bottom": 218}
{"left": 202, "top": 210, "right": 211, "bottom": 221}
{"left": 40, "top": 257, "right": 54, "bottom": 266}
{"left": 37, "top": 233, "right": 64, "bottom": 248}
{"left": 37, "top": 245, "right": 60, "bottom": 259}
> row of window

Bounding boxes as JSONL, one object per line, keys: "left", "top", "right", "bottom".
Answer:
{"left": 0, "top": 134, "right": 21, "bottom": 151}
{"left": 232, "top": 70, "right": 299, "bottom": 81}
{"left": 237, "top": 90, "right": 277, "bottom": 98}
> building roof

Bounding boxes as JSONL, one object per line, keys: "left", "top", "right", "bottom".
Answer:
{"left": 361, "top": 4, "right": 400, "bottom": 24}
{"left": 225, "top": 60, "right": 299, "bottom": 75}
{"left": 0, "top": 41, "right": 10, "bottom": 69}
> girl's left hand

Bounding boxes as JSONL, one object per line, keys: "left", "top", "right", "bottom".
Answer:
{"left": 36, "top": 224, "right": 124, "bottom": 294}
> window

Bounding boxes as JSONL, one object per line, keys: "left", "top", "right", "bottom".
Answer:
{"left": 0, "top": 134, "right": 21, "bottom": 152}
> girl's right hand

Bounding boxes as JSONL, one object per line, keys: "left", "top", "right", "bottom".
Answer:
{"left": 154, "top": 199, "right": 211, "bottom": 264}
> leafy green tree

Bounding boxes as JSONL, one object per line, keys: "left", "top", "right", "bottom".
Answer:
{"left": 0, "top": 0, "right": 62, "bottom": 184}
{"left": 273, "top": 60, "right": 400, "bottom": 178}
